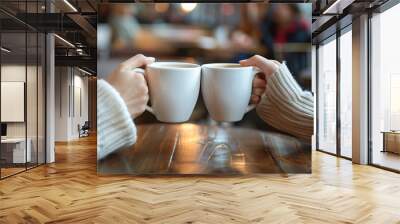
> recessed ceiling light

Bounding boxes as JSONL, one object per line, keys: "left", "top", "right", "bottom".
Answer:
{"left": 54, "top": 34, "right": 75, "bottom": 48}
{"left": 63, "top": 0, "right": 78, "bottom": 12}
{"left": 78, "top": 67, "right": 93, "bottom": 76}
{"left": 181, "top": 3, "right": 197, "bottom": 13}
{"left": 323, "top": 0, "right": 354, "bottom": 15}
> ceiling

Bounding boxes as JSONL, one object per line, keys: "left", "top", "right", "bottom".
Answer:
{"left": 0, "top": 0, "right": 98, "bottom": 73}
{"left": 0, "top": 0, "right": 395, "bottom": 73}
{"left": 311, "top": 0, "right": 391, "bottom": 43}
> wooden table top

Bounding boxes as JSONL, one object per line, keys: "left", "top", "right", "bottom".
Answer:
{"left": 98, "top": 123, "right": 311, "bottom": 175}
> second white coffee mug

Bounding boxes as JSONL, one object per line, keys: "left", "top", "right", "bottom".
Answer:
{"left": 201, "top": 63, "right": 259, "bottom": 122}
{"left": 137, "top": 62, "right": 201, "bottom": 123}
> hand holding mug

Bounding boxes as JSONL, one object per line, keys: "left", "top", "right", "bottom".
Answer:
{"left": 239, "top": 55, "right": 280, "bottom": 104}
{"left": 107, "top": 54, "right": 155, "bottom": 118}
{"left": 144, "top": 62, "right": 201, "bottom": 123}
{"left": 201, "top": 63, "right": 260, "bottom": 122}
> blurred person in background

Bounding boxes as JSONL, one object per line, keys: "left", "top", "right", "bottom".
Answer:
{"left": 232, "top": 4, "right": 311, "bottom": 87}
{"left": 97, "top": 54, "right": 313, "bottom": 160}
{"left": 109, "top": 4, "right": 141, "bottom": 48}
{"left": 262, "top": 4, "right": 311, "bottom": 85}
{"left": 108, "top": 4, "right": 169, "bottom": 53}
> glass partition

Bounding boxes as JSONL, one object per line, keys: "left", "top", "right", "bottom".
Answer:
{"left": 317, "top": 36, "right": 337, "bottom": 154}
{"left": 0, "top": 1, "right": 46, "bottom": 179}
{"left": 370, "top": 3, "right": 400, "bottom": 171}
{"left": 37, "top": 1, "right": 46, "bottom": 166}
{"left": 1, "top": 30, "right": 28, "bottom": 177}
{"left": 27, "top": 31, "right": 38, "bottom": 169}
{"left": 339, "top": 28, "right": 352, "bottom": 158}
{"left": 38, "top": 32, "right": 45, "bottom": 165}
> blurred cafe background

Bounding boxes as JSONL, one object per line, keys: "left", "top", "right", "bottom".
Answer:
{"left": 97, "top": 3, "right": 312, "bottom": 130}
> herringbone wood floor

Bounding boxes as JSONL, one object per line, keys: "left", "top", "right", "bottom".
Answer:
{"left": 1, "top": 135, "right": 400, "bottom": 224}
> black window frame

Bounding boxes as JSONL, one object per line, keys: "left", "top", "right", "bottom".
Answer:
{"left": 315, "top": 15, "right": 353, "bottom": 160}
{"left": 367, "top": 0, "right": 400, "bottom": 173}
{"left": 0, "top": 0, "right": 47, "bottom": 180}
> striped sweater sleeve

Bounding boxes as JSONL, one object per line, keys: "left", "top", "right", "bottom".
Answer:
{"left": 256, "top": 63, "right": 314, "bottom": 141}
{"left": 97, "top": 80, "right": 137, "bottom": 160}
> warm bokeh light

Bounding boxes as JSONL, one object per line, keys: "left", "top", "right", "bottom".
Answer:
{"left": 221, "top": 4, "right": 234, "bottom": 16}
{"left": 180, "top": 3, "right": 197, "bottom": 13}
{"left": 155, "top": 3, "right": 169, "bottom": 13}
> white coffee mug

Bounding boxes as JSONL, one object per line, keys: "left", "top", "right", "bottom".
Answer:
{"left": 135, "top": 62, "right": 201, "bottom": 123}
{"left": 201, "top": 63, "right": 259, "bottom": 122}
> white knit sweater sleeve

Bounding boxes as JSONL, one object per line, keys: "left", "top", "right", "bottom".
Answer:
{"left": 97, "top": 80, "right": 137, "bottom": 160}
{"left": 256, "top": 63, "right": 314, "bottom": 141}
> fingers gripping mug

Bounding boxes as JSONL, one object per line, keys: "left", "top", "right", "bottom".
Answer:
{"left": 134, "top": 62, "right": 201, "bottom": 123}
{"left": 201, "top": 63, "right": 259, "bottom": 122}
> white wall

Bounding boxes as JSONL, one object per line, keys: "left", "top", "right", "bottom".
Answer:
{"left": 1, "top": 65, "right": 40, "bottom": 138}
{"left": 54, "top": 67, "right": 89, "bottom": 141}
{"left": 74, "top": 70, "right": 89, "bottom": 135}
{"left": 1, "top": 64, "right": 46, "bottom": 164}
{"left": 55, "top": 67, "right": 69, "bottom": 141}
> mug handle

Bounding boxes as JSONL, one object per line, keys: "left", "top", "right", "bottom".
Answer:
{"left": 132, "top": 67, "right": 154, "bottom": 114}
{"left": 245, "top": 67, "right": 262, "bottom": 113}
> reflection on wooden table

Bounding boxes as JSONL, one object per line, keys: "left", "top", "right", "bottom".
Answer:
{"left": 98, "top": 123, "right": 311, "bottom": 175}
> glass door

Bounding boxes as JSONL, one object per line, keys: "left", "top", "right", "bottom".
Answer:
{"left": 339, "top": 27, "right": 352, "bottom": 158}
{"left": 38, "top": 32, "right": 46, "bottom": 165}
{"left": 370, "top": 3, "right": 400, "bottom": 171}
{"left": 27, "top": 30, "right": 38, "bottom": 169}
{"left": 0, "top": 0, "right": 46, "bottom": 179}
{"left": 317, "top": 36, "right": 337, "bottom": 154}
{"left": 1, "top": 30, "right": 28, "bottom": 178}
